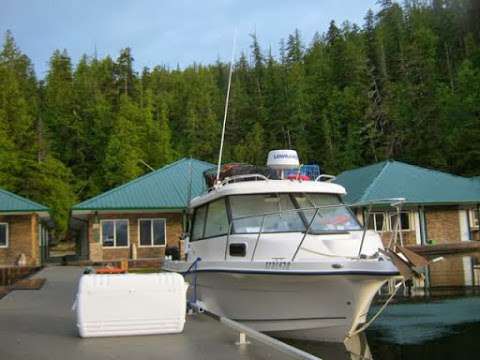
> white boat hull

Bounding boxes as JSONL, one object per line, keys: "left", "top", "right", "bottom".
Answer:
{"left": 181, "top": 265, "right": 396, "bottom": 342}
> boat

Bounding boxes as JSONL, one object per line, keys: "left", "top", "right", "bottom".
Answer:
{"left": 164, "top": 149, "right": 401, "bottom": 342}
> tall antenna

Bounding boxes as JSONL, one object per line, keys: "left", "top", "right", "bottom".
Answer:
{"left": 139, "top": 159, "right": 155, "bottom": 172}
{"left": 187, "top": 158, "right": 193, "bottom": 206}
{"left": 216, "top": 29, "right": 237, "bottom": 185}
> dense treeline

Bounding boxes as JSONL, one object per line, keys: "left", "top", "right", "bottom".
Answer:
{"left": 1, "top": 0, "right": 479, "bottom": 237}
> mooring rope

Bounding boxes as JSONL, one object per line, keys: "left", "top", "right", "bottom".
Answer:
{"left": 184, "top": 257, "right": 201, "bottom": 307}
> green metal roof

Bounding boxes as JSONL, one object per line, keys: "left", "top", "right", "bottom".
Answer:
{"left": 0, "top": 188, "right": 49, "bottom": 213}
{"left": 335, "top": 160, "right": 480, "bottom": 206}
{"left": 72, "top": 158, "right": 215, "bottom": 212}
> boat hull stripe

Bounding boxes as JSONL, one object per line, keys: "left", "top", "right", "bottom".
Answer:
{"left": 179, "top": 269, "right": 400, "bottom": 276}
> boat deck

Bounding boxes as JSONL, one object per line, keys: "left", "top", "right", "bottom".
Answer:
{"left": 0, "top": 266, "right": 297, "bottom": 360}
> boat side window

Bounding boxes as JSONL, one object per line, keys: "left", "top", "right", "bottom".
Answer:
{"left": 191, "top": 205, "right": 207, "bottom": 241}
{"left": 294, "top": 193, "right": 361, "bottom": 232}
{"left": 204, "top": 198, "right": 229, "bottom": 238}
{"left": 229, "top": 194, "right": 304, "bottom": 233}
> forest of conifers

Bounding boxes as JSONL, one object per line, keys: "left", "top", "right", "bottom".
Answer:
{"left": 0, "top": 0, "right": 479, "bottom": 236}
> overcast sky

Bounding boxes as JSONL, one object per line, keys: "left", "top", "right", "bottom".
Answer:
{"left": 1, "top": 0, "right": 379, "bottom": 77}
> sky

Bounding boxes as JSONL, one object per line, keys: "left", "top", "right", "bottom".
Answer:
{"left": 1, "top": 0, "right": 379, "bottom": 78}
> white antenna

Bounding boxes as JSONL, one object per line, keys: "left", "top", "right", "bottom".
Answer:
{"left": 216, "top": 29, "right": 237, "bottom": 185}
{"left": 139, "top": 159, "right": 155, "bottom": 172}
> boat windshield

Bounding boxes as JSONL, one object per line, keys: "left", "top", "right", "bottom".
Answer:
{"left": 293, "top": 193, "right": 361, "bottom": 232}
{"left": 230, "top": 194, "right": 305, "bottom": 233}
{"left": 229, "top": 193, "right": 361, "bottom": 234}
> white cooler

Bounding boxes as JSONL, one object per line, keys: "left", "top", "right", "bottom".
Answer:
{"left": 75, "top": 272, "right": 188, "bottom": 338}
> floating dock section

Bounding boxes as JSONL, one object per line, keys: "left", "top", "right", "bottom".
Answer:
{"left": 0, "top": 266, "right": 322, "bottom": 360}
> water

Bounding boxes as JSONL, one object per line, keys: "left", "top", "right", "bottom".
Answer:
{"left": 289, "top": 290, "right": 480, "bottom": 360}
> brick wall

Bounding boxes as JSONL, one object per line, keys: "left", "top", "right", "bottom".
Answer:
{"left": 379, "top": 230, "right": 417, "bottom": 247}
{"left": 87, "top": 212, "right": 183, "bottom": 261}
{"left": 0, "top": 214, "right": 39, "bottom": 266}
{"left": 472, "top": 230, "right": 480, "bottom": 241}
{"left": 425, "top": 207, "right": 465, "bottom": 287}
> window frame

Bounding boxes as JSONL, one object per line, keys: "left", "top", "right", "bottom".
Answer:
{"left": 0, "top": 223, "right": 8, "bottom": 248}
{"left": 190, "top": 204, "right": 209, "bottom": 242}
{"left": 230, "top": 193, "right": 307, "bottom": 235}
{"left": 203, "top": 198, "right": 230, "bottom": 239}
{"left": 191, "top": 199, "right": 230, "bottom": 242}
{"left": 138, "top": 218, "right": 167, "bottom": 247}
{"left": 367, "top": 212, "right": 388, "bottom": 232}
{"left": 100, "top": 219, "right": 130, "bottom": 248}
{"left": 470, "top": 209, "right": 479, "bottom": 229}
{"left": 291, "top": 193, "right": 362, "bottom": 234}
{"left": 388, "top": 211, "right": 412, "bottom": 232}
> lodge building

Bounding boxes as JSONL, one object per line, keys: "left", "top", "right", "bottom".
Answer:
{"left": 334, "top": 160, "right": 480, "bottom": 287}
{"left": 71, "top": 159, "right": 214, "bottom": 262}
{"left": 0, "top": 188, "right": 50, "bottom": 266}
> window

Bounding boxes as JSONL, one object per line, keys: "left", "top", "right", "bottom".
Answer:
{"left": 470, "top": 209, "right": 479, "bottom": 229}
{"left": 191, "top": 205, "right": 207, "bottom": 241}
{"left": 389, "top": 212, "right": 411, "bottom": 231}
{"left": 365, "top": 211, "right": 413, "bottom": 232}
{"left": 230, "top": 194, "right": 304, "bottom": 233}
{"left": 367, "top": 213, "right": 387, "bottom": 232}
{"left": 139, "top": 219, "right": 166, "bottom": 246}
{"left": 101, "top": 220, "right": 129, "bottom": 247}
{"left": 294, "top": 193, "right": 362, "bottom": 232}
{"left": 204, "top": 199, "right": 229, "bottom": 238}
{"left": 0, "top": 223, "right": 8, "bottom": 247}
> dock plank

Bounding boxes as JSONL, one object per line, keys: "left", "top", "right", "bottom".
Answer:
{"left": 0, "top": 266, "right": 295, "bottom": 360}
{"left": 406, "top": 241, "right": 480, "bottom": 257}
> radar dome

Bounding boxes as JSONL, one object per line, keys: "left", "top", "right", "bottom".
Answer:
{"left": 267, "top": 150, "right": 300, "bottom": 170}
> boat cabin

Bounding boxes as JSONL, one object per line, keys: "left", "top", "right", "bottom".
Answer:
{"left": 186, "top": 151, "right": 382, "bottom": 262}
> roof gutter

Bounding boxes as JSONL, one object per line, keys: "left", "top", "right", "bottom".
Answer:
{"left": 0, "top": 210, "right": 50, "bottom": 217}
{"left": 349, "top": 201, "right": 480, "bottom": 208}
{"left": 71, "top": 207, "right": 187, "bottom": 216}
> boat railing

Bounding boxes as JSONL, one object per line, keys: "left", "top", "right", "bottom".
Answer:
{"left": 220, "top": 174, "right": 269, "bottom": 186}
{"left": 209, "top": 173, "right": 269, "bottom": 193}
{"left": 224, "top": 198, "right": 405, "bottom": 261}
{"left": 314, "top": 174, "right": 336, "bottom": 182}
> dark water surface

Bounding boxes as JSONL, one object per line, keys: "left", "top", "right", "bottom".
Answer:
{"left": 289, "top": 292, "right": 480, "bottom": 360}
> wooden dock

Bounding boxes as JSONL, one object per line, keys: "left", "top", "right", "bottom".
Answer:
{"left": 406, "top": 242, "right": 480, "bottom": 258}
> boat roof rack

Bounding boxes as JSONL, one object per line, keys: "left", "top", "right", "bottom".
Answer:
{"left": 204, "top": 163, "right": 334, "bottom": 189}
{"left": 204, "top": 164, "right": 273, "bottom": 188}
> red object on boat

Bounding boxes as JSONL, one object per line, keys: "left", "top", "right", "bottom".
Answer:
{"left": 287, "top": 174, "right": 311, "bottom": 181}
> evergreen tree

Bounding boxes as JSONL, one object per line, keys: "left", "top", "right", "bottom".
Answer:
{"left": 103, "top": 95, "right": 144, "bottom": 187}
{"left": 0, "top": 33, "right": 76, "bottom": 236}
{"left": 115, "top": 48, "right": 136, "bottom": 97}
{"left": 142, "top": 90, "right": 174, "bottom": 168}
